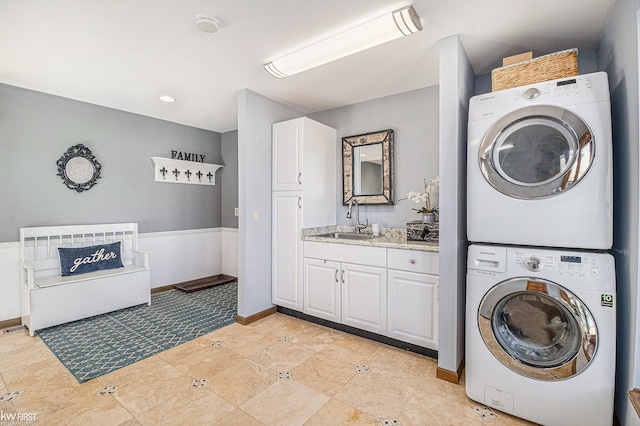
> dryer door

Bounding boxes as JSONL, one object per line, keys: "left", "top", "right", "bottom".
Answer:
{"left": 479, "top": 105, "right": 594, "bottom": 199}
{"left": 478, "top": 277, "right": 597, "bottom": 381}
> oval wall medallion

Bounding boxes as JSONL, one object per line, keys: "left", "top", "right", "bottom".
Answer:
{"left": 56, "top": 144, "right": 102, "bottom": 192}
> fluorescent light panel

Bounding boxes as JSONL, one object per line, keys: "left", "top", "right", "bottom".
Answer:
{"left": 264, "top": 5, "right": 422, "bottom": 78}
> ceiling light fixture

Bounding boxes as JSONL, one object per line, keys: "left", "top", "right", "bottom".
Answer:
{"left": 159, "top": 95, "right": 176, "bottom": 103}
{"left": 195, "top": 14, "right": 219, "bottom": 33}
{"left": 264, "top": 5, "right": 422, "bottom": 79}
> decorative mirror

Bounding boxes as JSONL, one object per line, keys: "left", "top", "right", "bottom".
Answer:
{"left": 343, "top": 129, "right": 394, "bottom": 205}
{"left": 56, "top": 144, "right": 102, "bottom": 192}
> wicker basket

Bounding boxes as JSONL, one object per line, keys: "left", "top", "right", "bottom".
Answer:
{"left": 491, "top": 48, "right": 578, "bottom": 91}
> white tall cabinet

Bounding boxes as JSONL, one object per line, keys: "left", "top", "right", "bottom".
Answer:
{"left": 272, "top": 117, "right": 336, "bottom": 311}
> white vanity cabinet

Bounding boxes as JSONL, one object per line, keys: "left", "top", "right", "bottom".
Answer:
{"left": 303, "top": 258, "right": 341, "bottom": 323}
{"left": 303, "top": 240, "right": 439, "bottom": 349}
{"left": 272, "top": 118, "right": 336, "bottom": 311}
{"left": 387, "top": 249, "right": 439, "bottom": 350}
{"left": 303, "top": 241, "right": 387, "bottom": 334}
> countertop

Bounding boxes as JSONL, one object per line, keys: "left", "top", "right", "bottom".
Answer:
{"left": 302, "top": 225, "right": 439, "bottom": 253}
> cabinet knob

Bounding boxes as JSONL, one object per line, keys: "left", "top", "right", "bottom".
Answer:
{"left": 298, "top": 173, "right": 302, "bottom": 185}
{"left": 409, "top": 259, "right": 416, "bottom": 264}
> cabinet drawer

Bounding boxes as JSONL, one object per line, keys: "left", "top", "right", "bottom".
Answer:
{"left": 304, "top": 241, "right": 386, "bottom": 267}
{"left": 387, "top": 248, "right": 438, "bottom": 275}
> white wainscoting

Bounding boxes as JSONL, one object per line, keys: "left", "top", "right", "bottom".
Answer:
{"left": 0, "top": 242, "right": 20, "bottom": 321}
{"left": 0, "top": 227, "right": 237, "bottom": 322}
{"left": 220, "top": 227, "right": 238, "bottom": 277}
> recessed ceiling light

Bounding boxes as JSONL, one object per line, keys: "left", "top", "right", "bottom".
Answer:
{"left": 159, "top": 95, "right": 176, "bottom": 103}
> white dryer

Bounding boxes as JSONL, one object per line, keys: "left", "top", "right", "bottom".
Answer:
{"left": 466, "top": 244, "right": 616, "bottom": 426}
{"left": 467, "top": 72, "right": 612, "bottom": 249}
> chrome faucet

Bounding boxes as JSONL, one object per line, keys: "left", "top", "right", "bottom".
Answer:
{"left": 347, "top": 199, "right": 368, "bottom": 233}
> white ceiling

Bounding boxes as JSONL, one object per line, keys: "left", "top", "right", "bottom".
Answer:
{"left": 0, "top": 0, "right": 615, "bottom": 133}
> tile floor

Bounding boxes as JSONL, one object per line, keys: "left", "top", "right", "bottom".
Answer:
{"left": 0, "top": 313, "right": 536, "bottom": 425}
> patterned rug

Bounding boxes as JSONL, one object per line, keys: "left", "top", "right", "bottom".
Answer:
{"left": 37, "top": 282, "right": 237, "bottom": 383}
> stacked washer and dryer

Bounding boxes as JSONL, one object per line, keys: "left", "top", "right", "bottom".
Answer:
{"left": 465, "top": 72, "right": 616, "bottom": 426}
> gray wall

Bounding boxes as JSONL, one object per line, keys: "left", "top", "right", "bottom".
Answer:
{"left": 0, "top": 84, "right": 222, "bottom": 242}
{"left": 309, "top": 86, "right": 439, "bottom": 229}
{"left": 221, "top": 130, "right": 238, "bottom": 228}
{"left": 598, "top": 1, "right": 640, "bottom": 424}
{"left": 438, "top": 35, "right": 475, "bottom": 377}
{"left": 236, "top": 89, "right": 301, "bottom": 318}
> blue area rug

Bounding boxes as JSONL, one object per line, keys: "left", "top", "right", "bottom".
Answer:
{"left": 37, "top": 282, "right": 237, "bottom": 383}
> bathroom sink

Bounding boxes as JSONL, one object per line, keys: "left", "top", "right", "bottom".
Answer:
{"left": 313, "top": 232, "right": 381, "bottom": 240}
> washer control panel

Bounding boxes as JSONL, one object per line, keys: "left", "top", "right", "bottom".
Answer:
{"left": 514, "top": 250, "right": 613, "bottom": 278}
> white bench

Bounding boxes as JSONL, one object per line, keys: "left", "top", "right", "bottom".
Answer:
{"left": 19, "top": 223, "right": 151, "bottom": 336}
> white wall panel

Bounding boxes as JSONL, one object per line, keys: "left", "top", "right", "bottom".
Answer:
{"left": 0, "top": 229, "right": 226, "bottom": 322}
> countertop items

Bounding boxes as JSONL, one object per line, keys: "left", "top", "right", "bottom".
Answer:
{"left": 302, "top": 225, "right": 439, "bottom": 253}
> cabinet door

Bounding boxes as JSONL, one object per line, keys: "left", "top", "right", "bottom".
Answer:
{"left": 303, "top": 258, "right": 340, "bottom": 322}
{"left": 272, "top": 191, "right": 303, "bottom": 310}
{"left": 387, "top": 269, "right": 438, "bottom": 349}
{"left": 341, "top": 263, "right": 387, "bottom": 335}
{"left": 273, "top": 119, "right": 302, "bottom": 191}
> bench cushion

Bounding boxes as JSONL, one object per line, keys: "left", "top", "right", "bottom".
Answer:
{"left": 58, "top": 242, "right": 124, "bottom": 276}
{"left": 35, "top": 264, "right": 148, "bottom": 288}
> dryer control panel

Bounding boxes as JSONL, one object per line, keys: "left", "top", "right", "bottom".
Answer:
{"left": 468, "top": 71, "right": 610, "bottom": 122}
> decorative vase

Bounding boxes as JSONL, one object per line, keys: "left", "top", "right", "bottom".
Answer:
{"left": 422, "top": 213, "right": 435, "bottom": 223}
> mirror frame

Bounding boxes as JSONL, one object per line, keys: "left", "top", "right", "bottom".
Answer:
{"left": 56, "top": 144, "right": 102, "bottom": 192}
{"left": 342, "top": 129, "right": 394, "bottom": 205}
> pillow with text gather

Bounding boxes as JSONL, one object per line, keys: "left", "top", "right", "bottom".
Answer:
{"left": 58, "top": 242, "right": 124, "bottom": 276}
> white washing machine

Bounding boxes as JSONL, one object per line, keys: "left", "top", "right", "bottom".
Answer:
{"left": 466, "top": 244, "right": 616, "bottom": 426}
{"left": 467, "top": 72, "right": 612, "bottom": 249}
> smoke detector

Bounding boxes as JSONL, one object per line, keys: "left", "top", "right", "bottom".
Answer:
{"left": 195, "top": 14, "right": 219, "bottom": 33}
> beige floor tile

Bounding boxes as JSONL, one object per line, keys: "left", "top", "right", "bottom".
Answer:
{"left": 226, "top": 332, "right": 279, "bottom": 358}
{"left": 399, "top": 388, "right": 487, "bottom": 426}
{"left": 208, "top": 358, "right": 276, "bottom": 406}
{"left": 213, "top": 408, "right": 265, "bottom": 426}
{"left": 0, "top": 400, "right": 16, "bottom": 417}
{"left": 248, "top": 340, "right": 316, "bottom": 371}
{"left": 292, "top": 352, "right": 356, "bottom": 396}
{"left": 134, "top": 387, "right": 235, "bottom": 426}
{"left": 240, "top": 380, "right": 329, "bottom": 426}
{"left": 318, "top": 334, "right": 382, "bottom": 365}
{"left": 98, "top": 355, "right": 169, "bottom": 387}
{"left": 304, "top": 399, "right": 379, "bottom": 425}
{"left": 0, "top": 313, "right": 544, "bottom": 426}
{"left": 246, "top": 313, "right": 312, "bottom": 336}
{"left": 334, "top": 371, "right": 415, "bottom": 419}
{"left": 1, "top": 356, "right": 77, "bottom": 391}
{"left": 117, "top": 419, "right": 143, "bottom": 426}
{"left": 171, "top": 346, "right": 244, "bottom": 379}
{"left": 0, "top": 340, "right": 55, "bottom": 375}
{"left": 0, "top": 330, "right": 42, "bottom": 357}
{"left": 368, "top": 345, "right": 438, "bottom": 389}
{"left": 36, "top": 393, "right": 133, "bottom": 426}
{"left": 112, "top": 364, "right": 193, "bottom": 416}
{"left": 156, "top": 335, "right": 214, "bottom": 365}
{"left": 12, "top": 380, "right": 103, "bottom": 420}
{"left": 206, "top": 322, "right": 254, "bottom": 340}
{"left": 286, "top": 323, "right": 346, "bottom": 352}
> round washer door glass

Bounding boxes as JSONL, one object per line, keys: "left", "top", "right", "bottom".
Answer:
{"left": 478, "top": 277, "right": 597, "bottom": 381}
{"left": 479, "top": 105, "right": 594, "bottom": 199}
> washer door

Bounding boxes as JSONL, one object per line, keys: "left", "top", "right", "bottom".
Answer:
{"left": 479, "top": 105, "right": 594, "bottom": 199}
{"left": 478, "top": 277, "right": 597, "bottom": 381}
